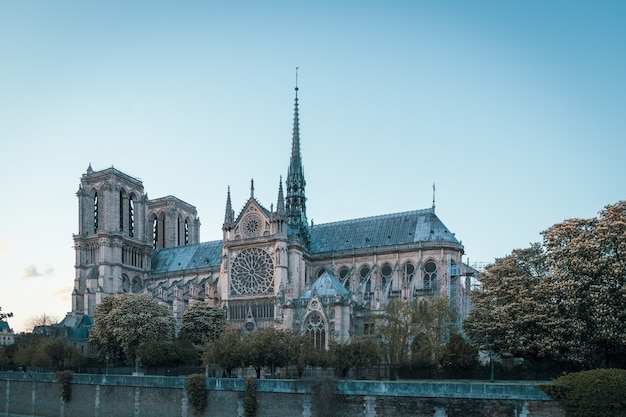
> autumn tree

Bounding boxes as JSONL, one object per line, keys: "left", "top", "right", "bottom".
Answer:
{"left": 89, "top": 294, "right": 176, "bottom": 365}
{"left": 179, "top": 303, "right": 226, "bottom": 346}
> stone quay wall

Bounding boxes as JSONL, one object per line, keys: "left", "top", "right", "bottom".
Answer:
{"left": 0, "top": 372, "right": 563, "bottom": 417}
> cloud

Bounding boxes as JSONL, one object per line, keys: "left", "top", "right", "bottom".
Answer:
{"left": 23, "top": 265, "right": 55, "bottom": 278}
{"left": 52, "top": 285, "right": 72, "bottom": 302}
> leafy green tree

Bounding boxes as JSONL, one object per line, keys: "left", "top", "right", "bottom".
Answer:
{"left": 203, "top": 327, "right": 243, "bottom": 377}
{"left": 240, "top": 328, "right": 290, "bottom": 378}
{"left": 89, "top": 294, "right": 176, "bottom": 365}
{"left": 412, "top": 298, "right": 458, "bottom": 366}
{"left": 136, "top": 340, "right": 198, "bottom": 367}
{"left": 179, "top": 303, "right": 226, "bottom": 346}
{"left": 376, "top": 300, "right": 418, "bottom": 378}
{"left": 330, "top": 336, "right": 380, "bottom": 378}
{"left": 441, "top": 333, "right": 479, "bottom": 371}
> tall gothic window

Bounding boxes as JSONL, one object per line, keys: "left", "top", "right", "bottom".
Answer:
{"left": 306, "top": 313, "right": 326, "bottom": 350}
{"left": 93, "top": 192, "right": 99, "bottom": 233}
{"left": 119, "top": 191, "right": 124, "bottom": 232}
{"left": 152, "top": 217, "right": 158, "bottom": 249}
{"left": 424, "top": 261, "right": 437, "bottom": 289}
{"left": 184, "top": 219, "right": 189, "bottom": 245}
{"left": 381, "top": 264, "right": 393, "bottom": 291}
{"left": 128, "top": 198, "right": 134, "bottom": 237}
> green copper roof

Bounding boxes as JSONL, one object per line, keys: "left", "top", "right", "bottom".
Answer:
{"left": 299, "top": 270, "right": 349, "bottom": 300}
{"left": 309, "top": 208, "right": 460, "bottom": 253}
{"left": 151, "top": 240, "right": 222, "bottom": 274}
{"left": 151, "top": 209, "right": 460, "bottom": 273}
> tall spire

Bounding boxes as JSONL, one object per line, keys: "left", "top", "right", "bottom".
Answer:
{"left": 277, "top": 176, "right": 285, "bottom": 217}
{"left": 285, "top": 68, "right": 310, "bottom": 246}
{"left": 223, "top": 186, "right": 234, "bottom": 230}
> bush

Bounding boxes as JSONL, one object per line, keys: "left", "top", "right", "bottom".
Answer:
{"left": 540, "top": 369, "right": 626, "bottom": 417}
{"left": 56, "top": 370, "right": 73, "bottom": 403}
{"left": 185, "top": 373, "right": 207, "bottom": 416}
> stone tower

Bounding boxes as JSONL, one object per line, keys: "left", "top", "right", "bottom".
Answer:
{"left": 72, "top": 165, "right": 200, "bottom": 315}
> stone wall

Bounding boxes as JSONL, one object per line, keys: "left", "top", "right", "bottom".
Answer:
{"left": 0, "top": 372, "right": 563, "bottom": 417}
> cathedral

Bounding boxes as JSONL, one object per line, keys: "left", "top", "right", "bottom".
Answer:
{"left": 69, "top": 85, "right": 475, "bottom": 348}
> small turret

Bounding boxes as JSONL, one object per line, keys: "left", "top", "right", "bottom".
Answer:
{"left": 223, "top": 186, "right": 234, "bottom": 231}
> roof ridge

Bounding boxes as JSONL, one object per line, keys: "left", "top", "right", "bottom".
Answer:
{"left": 313, "top": 208, "right": 434, "bottom": 228}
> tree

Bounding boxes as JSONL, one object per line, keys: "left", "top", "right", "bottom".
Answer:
{"left": 377, "top": 297, "right": 457, "bottom": 379}
{"left": 330, "top": 336, "right": 380, "bottom": 378}
{"left": 89, "top": 294, "right": 176, "bottom": 365}
{"left": 203, "top": 327, "right": 243, "bottom": 377}
{"left": 136, "top": 340, "right": 198, "bottom": 367}
{"left": 0, "top": 307, "right": 12, "bottom": 321}
{"left": 465, "top": 201, "right": 626, "bottom": 368}
{"left": 412, "top": 298, "right": 458, "bottom": 367}
{"left": 441, "top": 333, "right": 479, "bottom": 371}
{"left": 25, "top": 313, "right": 59, "bottom": 333}
{"left": 463, "top": 243, "right": 553, "bottom": 361}
{"left": 179, "top": 303, "right": 226, "bottom": 346}
{"left": 376, "top": 300, "right": 418, "bottom": 378}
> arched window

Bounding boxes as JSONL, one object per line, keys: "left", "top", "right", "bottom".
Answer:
{"left": 306, "top": 313, "right": 326, "bottom": 350}
{"left": 381, "top": 264, "right": 393, "bottom": 290}
{"left": 119, "top": 191, "right": 124, "bottom": 232}
{"left": 360, "top": 266, "right": 371, "bottom": 293}
{"left": 93, "top": 192, "right": 99, "bottom": 233}
{"left": 404, "top": 262, "right": 416, "bottom": 281}
{"left": 128, "top": 197, "right": 135, "bottom": 237}
{"left": 152, "top": 216, "right": 158, "bottom": 249}
{"left": 339, "top": 267, "right": 350, "bottom": 290}
{"left": 424, "top": 261, "right": 437, "bottom": 289}
{"left": 184, "top": 219, "right": 189, "bottom": 245}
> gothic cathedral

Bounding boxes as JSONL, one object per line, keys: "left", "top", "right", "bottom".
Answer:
{"left": 70, "top": 85, "right": 475, "bottom": 347}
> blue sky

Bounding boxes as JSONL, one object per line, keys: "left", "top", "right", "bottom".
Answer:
{"left": 1, "top": 1, "right": 624, "bottom": 332}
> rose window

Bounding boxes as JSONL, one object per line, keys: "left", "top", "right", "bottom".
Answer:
{"left": 230, "top": 248, "right": 274, "bottom": 295}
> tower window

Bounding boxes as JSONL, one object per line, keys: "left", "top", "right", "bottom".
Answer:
{"left": 184, "top": 219, "right": 189, "bottom": 245}
{"left": 153, "top": 217, "right": 158, "bottom": 249}
{"left": 119, "top": 191, "right": 124, "bottom": 232}
{"left": 93, "top": 192, "right": 98, "bottom": 233}
{"left": 128, "top": 198, "right": 134, "bottom": 237}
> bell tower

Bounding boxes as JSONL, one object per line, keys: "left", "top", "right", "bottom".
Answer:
{"left": 73, "top": 165, "right": 153, "bottom": 315}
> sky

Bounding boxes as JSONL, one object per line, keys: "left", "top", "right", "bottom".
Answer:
{"left": 1, "top": 1, "right": 624, "bottom": 333}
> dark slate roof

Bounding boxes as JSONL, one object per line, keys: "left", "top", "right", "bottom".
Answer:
{"left": 56, "top": 314, "right": 93, "bottom": 339}
{"left": 0, "top": 321, "right": 12, "bottom": 332}
{"left": 300, "top": 270, "right": 349, "bottom": 300}
{"left": 309, "top": 208, "right": 459, "bottom": 253}
{"left": 151, "top": 240, "right": 223, "bottom": 274}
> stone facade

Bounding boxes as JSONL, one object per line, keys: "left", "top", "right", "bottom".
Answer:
{"left": 67, "top": 86, "right": 476, "bottom": 344}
